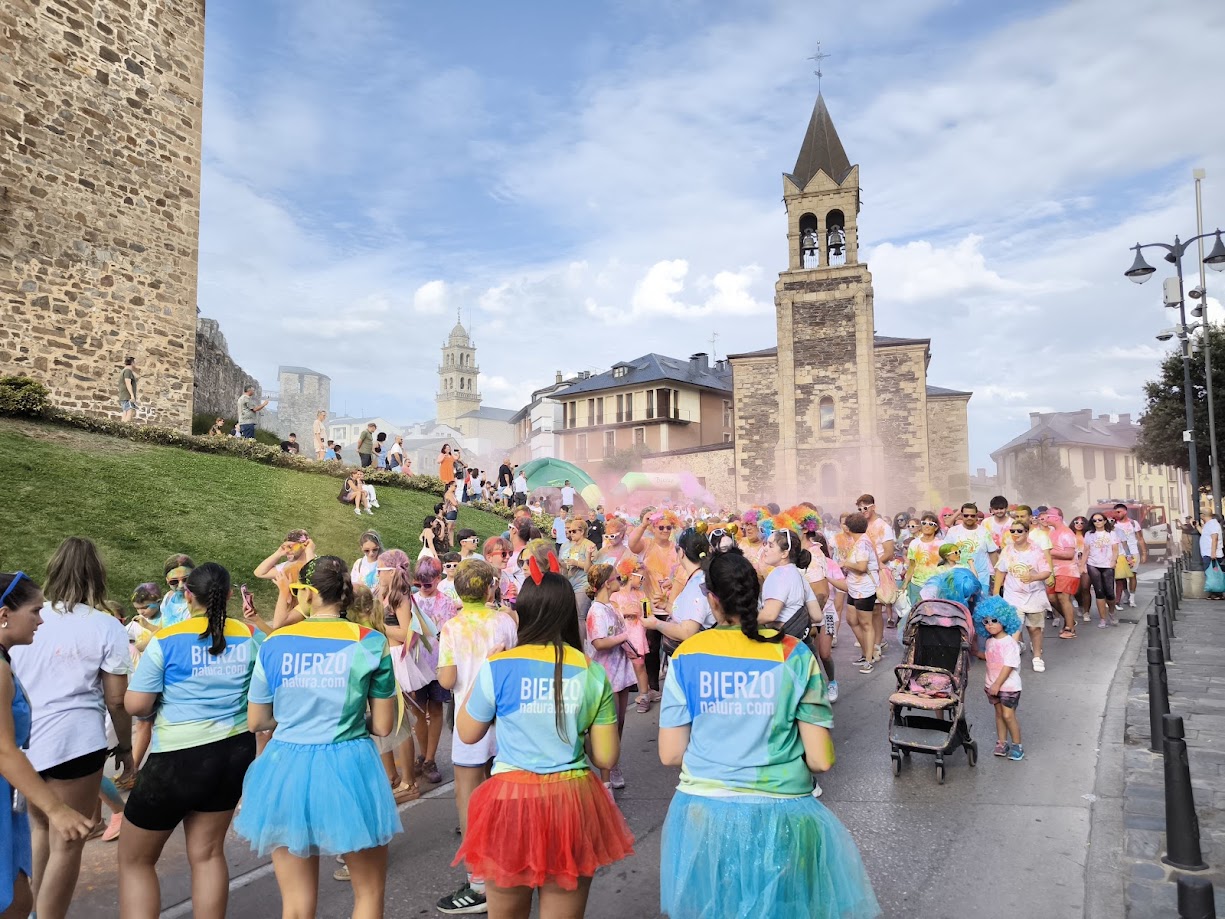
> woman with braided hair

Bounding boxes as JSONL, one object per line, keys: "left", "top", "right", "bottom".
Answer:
{"left": 657, "top": 551, "right": 879, "bottom": 919}
{"left": 119, "top": 562, "right": 262, "bottom": 919}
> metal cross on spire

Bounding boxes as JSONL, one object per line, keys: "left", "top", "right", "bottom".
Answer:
{"left": 808, "top": 42, "right": 830, "bottom": 92}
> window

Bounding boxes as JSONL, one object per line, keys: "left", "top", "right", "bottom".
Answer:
{"left": 1126, "top": 484, "right": 1133, "bottom": 499}
{"left": 625, "top": 393, "right": 633, "bottom": 422}
{"left": 658, "top": 388, "right": 671, "bottom": 419}
{"left": 819, "top": 396, "right": 835, "bottom": 432}
{"left": 646, "top": 390, "right": 655, "bottom": 419}
{"left": 604, "top": 430, "right": 616, "bottom": 456}
{"left": 616, "top": 395, "right": 624, "bottom": 424}
{"left": 673, "top": 390, "right": 680, "bottom": 419}
{"left": 820, "top": 463, "right": 837, "bottom": 496}
{"left": 633, "top": 427, "right": 646, "bottom": 446}
{"left": 596, "top": 398, "right": 604, "bottom": 426}
{"left": 1160, "top": 486, "right": 1166, "bottom": 505}
{"left": 1150, "top": 485, "right": 1155, "bottom": 502}
{"left": 567, "top": 401, "right": 577, "bottom": 430}
{"left": 723, "top": 432, "right": 732, "bottom": 443}
{"left": 1124, "top": 456, "right": 1133, "bottom": 479}
{"left": 575, "top": 433, "right": 587, "bottom": 460}
{"left": 722, "top": 399, "right": 733, "bottom": 428}
{"left": 1083, "top": 449, "right": 1096, "bottom": 479}
{"left": 1104, "top": 452, "right": 1117, "bottom": 481}
{"left": 587, "top": 399, "right": 595, "bottom": 427}
{"left": 613, "top": 364, "right": 628, "bottom": 378}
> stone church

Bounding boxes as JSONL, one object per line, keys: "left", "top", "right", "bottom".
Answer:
{"left": 729, "top": 93, "right": 972, "bottom": 512}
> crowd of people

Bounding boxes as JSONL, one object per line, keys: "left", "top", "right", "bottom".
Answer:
{"left": 0, "top": 486, "right": 1163, "bottom": 919}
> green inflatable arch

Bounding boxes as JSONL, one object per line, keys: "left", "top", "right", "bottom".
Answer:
{"left": 518, "top": 458, "right": 603, "bottom": 507}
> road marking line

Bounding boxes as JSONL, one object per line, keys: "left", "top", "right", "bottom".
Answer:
{"left": 159, "top": 781, "right": 456, "bottom": 917}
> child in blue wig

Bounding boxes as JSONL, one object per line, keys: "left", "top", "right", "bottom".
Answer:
{"left": 973, "top": 596, "right": 1025, "bottom": 761}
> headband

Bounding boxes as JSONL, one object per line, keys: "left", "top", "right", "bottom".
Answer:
{"left": 166, "top": 566, "right": 192, "bottom": 582}
{"left": 528, "top": 552, "right": 561, "bottom": 585}
{"left": 0, "top": 572, "right": 27, "bottom": 609}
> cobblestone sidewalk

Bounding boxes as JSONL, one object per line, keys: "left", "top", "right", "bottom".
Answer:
{"left": 1122, "top": 595, "right": 1225, "bottom": 916}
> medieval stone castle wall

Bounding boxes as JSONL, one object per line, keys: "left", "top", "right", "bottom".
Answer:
{"left": 194, "top": 318, "right": 259, "bottom": 420}
{"left": 0, "top": 0, "right": 206, "bottom": 431}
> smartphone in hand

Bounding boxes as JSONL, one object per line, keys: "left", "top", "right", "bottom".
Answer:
{"left": 240, "top": 583, "right": 256, "bottom": 617}
{"left": 641, "top": 598, "right": 653, "bottom": 618}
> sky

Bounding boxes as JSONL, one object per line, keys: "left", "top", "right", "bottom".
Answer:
{"left": 195, "top": 0, "right": 1225, "bottom": 470}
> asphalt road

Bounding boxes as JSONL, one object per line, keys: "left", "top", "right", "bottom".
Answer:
{"left": 68, "top": 591, "right": 1142, "bottom": 919}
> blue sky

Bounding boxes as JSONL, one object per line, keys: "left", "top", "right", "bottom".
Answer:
{"left": 195, "top": 0, "right": 1225, "bottom": 470}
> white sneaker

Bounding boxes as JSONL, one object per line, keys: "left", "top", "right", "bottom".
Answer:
{"left": 1129, "top": 596, "right": 1137, "bottom": 608}
{"left": 1032, "top": 657, "right": 1046, "bottom": 673}
{"left": 354, "top": 508, "right": 362, "bottom": 516}
{"left": 365, "top": 508, "right": 374, "bottom": 515}
{"left": 853, "top": 639, "right": 860, "bottom": 648}
{"left": 831, "top": 634, "right": 838, "bottom": 647}
{"left": 827, "top": 680, "right": 839, "bottom": 703}
{"left": 811, "top": 780, "right": 823, "bottom": 798}
{"left": 372, "top": 501, "right": 381, "bottom": 508}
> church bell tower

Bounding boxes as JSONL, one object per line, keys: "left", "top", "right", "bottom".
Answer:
{"left": 435, "top": 314, "right": 481, "bottom": 430}
{"left": 774, "top": 93, "right": 884, "bottom": 506}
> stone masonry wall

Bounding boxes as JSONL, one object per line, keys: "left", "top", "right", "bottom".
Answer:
{"left": 642, "top": 443, "right": 737, "bottom": 510}
{"left": 927, "top": 395, "right": 972, "bottom": 507}
{"left": 193, "top": 317, "right": 258, "bottom": 420}
{"left": 874, "top": 344, "right": 931, "bottom": 508}
{"left": 0, "top": 0, "right": 206, "bottom": 430}
{"left": 731, "top": 354, "right": 779, "bottom": 506}
{"left": 276, "top": 369, "right": 330, "bottom": 440}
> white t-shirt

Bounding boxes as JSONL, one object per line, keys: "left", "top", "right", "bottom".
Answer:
{"left": 514, "top": 474, "right": 527, "bottom": 493}
{"left": 671, "top": 571, "right": 714, "bottom": 630}
{"left": 552, "top": 517, "right": 567, "bottom": 543}
{"left": 1085, "top": 531, "right": 1120, "bottom": 568}
{"left": 1200, "top": 518, "right": 1222, "bottom": 558}
{"left": 11, "top": 603, "right": 131, "bottom": 771}
{"left": 561, "top": 486, "right": 577, "bottom": 506}
{"left": 760, "top": 564, "right": 816, "bottom": 630}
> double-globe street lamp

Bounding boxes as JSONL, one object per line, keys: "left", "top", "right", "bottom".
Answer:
{"left": 1125, "top": 227, "right": 1225, "bottom": 555}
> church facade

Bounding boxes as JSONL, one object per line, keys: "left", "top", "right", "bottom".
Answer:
{"left": 435, "top": 318, "right": 516, "bottom": 459}
{"left": 729, "top": 93, "right": 972, "bottom": 512}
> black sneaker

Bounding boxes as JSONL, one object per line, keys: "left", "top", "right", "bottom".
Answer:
{"left": 437, "top": 883, "right": 488, "bottom": 914}
{"left": 852, "top": 655, "right": 868, "bottom": 665}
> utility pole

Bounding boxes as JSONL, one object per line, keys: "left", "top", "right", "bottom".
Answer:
{"left": 1194, "top": 168, "right": 1221, "bottom": 520}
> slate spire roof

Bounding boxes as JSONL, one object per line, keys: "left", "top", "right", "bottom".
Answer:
{"left": 788, "top": 93, "right": 853, "bottom": 188}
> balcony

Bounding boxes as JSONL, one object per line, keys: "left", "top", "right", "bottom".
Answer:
{"left": 564, "top": 410, "right": 696, "bottom": 430}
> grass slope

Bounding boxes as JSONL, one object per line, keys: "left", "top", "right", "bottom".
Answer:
{"left": 0, "top": 418, "right": 508, "bottom": 611}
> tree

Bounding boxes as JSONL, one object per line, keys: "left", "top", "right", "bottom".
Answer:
{"left": 1013, "top": 440, "right": 1081, "bottom": 511}
{"left": 1136, "top": 325, "right": 1225, "bottom": 477}
{"left": 600, "top": 445, "right": 650, "bottom": 477}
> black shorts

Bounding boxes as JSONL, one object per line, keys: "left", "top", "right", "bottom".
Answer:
{"left": 124, "top": 732, "right": 257, "bottom": 831}
{"left": 39, "top": 748, "right": 108, "bottom": 781}
{"left": 359, "top": 453, "right": 373, "bottom": 467}
{"left": 850, "top": 594, "right": 878, "bottom": 612}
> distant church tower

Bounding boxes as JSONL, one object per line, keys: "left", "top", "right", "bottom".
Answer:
{"left": 775, "top": 92, "right": 884, "bottom": 501}
{"left": 436, "top": 315, "right": 481, "bottom": 430}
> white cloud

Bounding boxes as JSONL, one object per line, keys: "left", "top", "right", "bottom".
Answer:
{"left": 413, "top": 280, "right": 449, "bottom": 316}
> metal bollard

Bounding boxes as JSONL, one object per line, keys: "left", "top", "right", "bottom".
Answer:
{"left": 1149, "top": 609, "right": 1171, "bottom": 663}
{"left": 1162, "top": 714, "right": 1209, "bottom": 871}
{"left": 1156, "top": 588, "right": 1175, "bottom": 646}
{"left": 1177, "top": 875, "right": 1216, "bottom": 919}
{"left": 1148, "top": 647, "right": 1170, "bottom": 755}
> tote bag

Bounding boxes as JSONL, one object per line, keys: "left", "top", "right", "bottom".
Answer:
{"left": 391, "top": 599, "right": 440, "bottom": 693}
{"left": 1205, "top": 559, "right": 1225, "bottom": 594}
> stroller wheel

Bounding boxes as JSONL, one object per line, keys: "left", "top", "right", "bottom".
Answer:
{"left": 902, "top": 749, "right": 911, "bottom": 760}
{"left": 890, "top": 751, "right": 902, "bottom": 777}
{"left": 966, "top": 741, "right": 978, "bottom": 767}
{"left": 935, "top": 761, "right": 946, "bottom": 785}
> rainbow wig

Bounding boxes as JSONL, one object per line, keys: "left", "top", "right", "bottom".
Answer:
{"left": 740, "top": 507, "right": 765, "bottom": 527}
{"left": 972, "top": 595, "right": 1022, "bottom": 640}
{"left": 647, "top": 509, "right": 682, "bottom": 531}
{"left": 788, "top": 506, "right": 823, "bottom": 535}
{"left": 616, "top": 555, "right": 641, "bottom": 580}
{"left": 771, "top": 512, "right": 800, "bottom": 540}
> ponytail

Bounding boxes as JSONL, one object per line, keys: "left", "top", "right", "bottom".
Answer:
{"left": 186, "top": 562, "right": 231, "bottom": 657}
{"left": 706, "top": 553, "right": 780, "bottom": 644}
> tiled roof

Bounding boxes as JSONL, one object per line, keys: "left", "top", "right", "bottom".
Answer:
{"left": 728, "top": 336, "right": 930, "bottom": 361}
{"left": 991, "top": 411, "right": 1139, "bottom": 460}
{"left": 787, "top": 93, "right": 853, "bottom": 187}
{"left": 926, "top": 385, "right": 972, "bottom": 397}
{"left": 459, "top": 406, "right": 517, "bottom": 422}
{"left": 556, "top": 353, "right": 732, "bottom": 397}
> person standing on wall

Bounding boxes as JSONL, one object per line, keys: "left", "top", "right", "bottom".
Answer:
{"left": 312, "top": 410, "right": 327, "bottom": 461}
{"left": 356, "top": 423, "right": 376, "bottom": 468}
{"left": 236, "top": 385, "right": 268, "bottom": 440}
{"left": 119, "top": 357, "right": 138, "bottom": 423}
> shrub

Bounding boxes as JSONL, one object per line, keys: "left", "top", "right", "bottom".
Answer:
{"left": 0, "top": 377, "right": 51, "bottom": 417}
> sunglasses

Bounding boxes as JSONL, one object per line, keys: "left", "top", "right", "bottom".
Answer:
{"left": 167, "top": 578, "right": 187, "bottom": 588}
{"left": 0, "top": 571, "right": 28, "bottom": 608}
{"left": 1009, "top": 528, "right": 1025, "bottom": 535}
{"left": 921, "top": 521, "right": 938, "bottom": 527}
{"left": 565, "top": 529, "right": 584, "bottom": 535}
{"left": 657, "top": 525, "right": 674, "bottom": 532}
{"left": 363, "top": 547, "right": 380, "bottom": 554}
{"left": 288, "top": 583, "right": 318, "bottom": 595}
{"left": 982, "top": 617, "right": 1000, "bottom": 625}
{"left": 1091, "top": 518, "right": 1106, "bottom": 524}
{"left": 443, "top": 563, "right": 459, "bottom": 569}
{"left": 856, "top": 504, "right": 872, "bottom": 511}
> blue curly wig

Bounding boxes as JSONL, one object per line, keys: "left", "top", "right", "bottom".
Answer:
{"left": 972, "top": 595, "right": 1022, "bottom": 640}
{"left": 928, "top": 567, "right": 983, "bottom": 609}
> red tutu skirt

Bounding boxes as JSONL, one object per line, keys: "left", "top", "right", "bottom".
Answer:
{"left": 453, "top": 768, "right": 635, "bottom": 890}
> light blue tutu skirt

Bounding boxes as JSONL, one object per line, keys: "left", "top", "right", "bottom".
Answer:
{"left": 234, "top": 737, "right": 402, "bottom": 857}
{"left": 660, "top": 791, "right": 880, "bottom": 919}
{"left": 0, "top": 782, "right": 30, "bottom": 914}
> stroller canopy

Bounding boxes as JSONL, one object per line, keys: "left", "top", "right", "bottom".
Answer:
{"left": 905, "top": 598, "right": 974, "bottom": 647}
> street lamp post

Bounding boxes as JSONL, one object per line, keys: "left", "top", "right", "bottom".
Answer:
{"left": 1125, "top": 227, "right": 1225, "bottom": 550}
{"left": 1193, "top": 169, "right": 1221, "bottom": 520}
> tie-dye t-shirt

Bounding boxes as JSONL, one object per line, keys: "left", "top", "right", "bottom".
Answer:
{"left": 130, "top": 617, "right": 263, "bottom": 753}
{"left": 844, "top": 536, "right": 879, "bottom": 600}
{"left": 944, "top": 525, "right": 996, "bottom": 582}
{"left": 905, "top": 537, "right": 943, "bottom": 586}
{"left": 660, "top": 627, "right": 832, "bottom": 798}
{"left": 248, "top": 619, "right": 396, "bottom": 744}
{"left": 983, "top": 515, "right": 1012, "bottom": 550}
{"left": 439, "top": 602, "right": 519, "bottom": 713}
{"left": 995, "top": 543, "right": 1051, "bottom": 610}
{"left": 464, "top": 644, "right": 615, "bottom": 775}
{"left": 410, "top": 592, "right": 460, "bottom": 674}
{"left": 158, "top": 590, "right": 192, "bottom": 628}
{"left": 866, "top": 517, "right": 895, "bottom": 560}
{"left": 584, "top": 601, "right": 637, "bottom": 692}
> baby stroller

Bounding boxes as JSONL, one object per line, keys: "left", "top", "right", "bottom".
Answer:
{"left": 887, "top": 598, "right": 976, "bottom": 784}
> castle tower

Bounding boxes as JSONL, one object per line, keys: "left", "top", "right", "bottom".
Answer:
{"left": 435, "top": 316, "right": 481, "bottom": 430}
{"left": 0, "top": 1, "right": 206, "bottom": 431}
{"left": 775, "top": 93, "right": 884, "bottom": 505}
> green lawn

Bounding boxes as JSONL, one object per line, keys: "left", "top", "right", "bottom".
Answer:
{"left": 0, "top": 418, "right": 508, "bottom": 612}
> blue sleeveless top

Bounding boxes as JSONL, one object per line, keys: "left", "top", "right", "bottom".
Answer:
{"left": 0, "top": 671, "right": 33, "bottom": 912}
